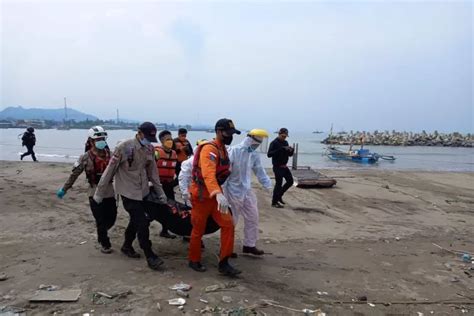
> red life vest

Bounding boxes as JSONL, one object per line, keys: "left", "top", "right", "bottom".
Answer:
{"left": 86, "top": 149, "right": 110, "bottom": 185}
{"left": 192, "top": 140, "right": 230, "bottom": 188}
{"left": 155, "top": 146, "right": 177, "bottom": 183}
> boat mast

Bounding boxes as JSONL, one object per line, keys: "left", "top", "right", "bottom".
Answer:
{"left": 64, "top": 97, "right": 68, "bottom": 122}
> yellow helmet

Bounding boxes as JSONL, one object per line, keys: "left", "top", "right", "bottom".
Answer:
{"left": 248, "top": 129, "right": 269, "bottom": 138}
{"left": 196, "top": 139, "right": 207, "bottom": 146}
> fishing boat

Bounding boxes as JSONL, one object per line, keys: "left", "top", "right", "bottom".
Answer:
{"left": 325, "top": 146, "right": 395, "bottom": 164}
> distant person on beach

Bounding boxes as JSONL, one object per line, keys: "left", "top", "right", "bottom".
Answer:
{"left": 93, "top": 122, "right": 168, "bottom": 271}
{"left": 188, "top": 118, "right": 241, "bottom": 276}
{"left": 267, "top": 128, "right": 294, "bottom": 208}
{"left": 20, "top": 127, "right": 37, "bottom": 162}
{"left": 223, "top": 129, "right": 272, "bottom": 256}
{"left": 173, "top": 128, "right": 194, "bottom": 178}
{"left": 56, "top": 126, "right": 116, "bottom": 254}
{"left": 154, "top": 130, "right": 178, "bottom": 239}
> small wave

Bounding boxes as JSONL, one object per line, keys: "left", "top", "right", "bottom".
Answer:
{"left": 17, "top": 152, "right": 80, "bottom": 159}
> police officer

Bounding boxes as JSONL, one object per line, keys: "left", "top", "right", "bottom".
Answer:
{"left": 94, "top": 122, "right": 168, "bottom": 270}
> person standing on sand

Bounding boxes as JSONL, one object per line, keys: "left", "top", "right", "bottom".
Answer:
{"left": 20, "top": 127, "right": 37, "bottom": 162}
{"left": 267, "top": 128, "right": 294, "bottom": 208}
{"left": 188, "top": 118, "right": 241, "bottom": 276}
{"left": 173, "top": 128, "right": 194, "bottom": 179}
{"left": 223, "top": 129, "right": 272, "bottom": 256}
{"left": 154, "top": 130, "right": 178, "bottom": 239}
{"left": 56, "top": 126, "right": 117, "bottom": 254}
{"left": 93, "top": 122, "right": 168, "bottom": 271}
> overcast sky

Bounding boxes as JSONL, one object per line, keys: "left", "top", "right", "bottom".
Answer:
{"left": 1, "top": 0, "right": 472, "bottom": 133}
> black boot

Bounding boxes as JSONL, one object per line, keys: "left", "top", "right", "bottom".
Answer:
{"left": 271, "top": 202, "right": 284, "bottom": 208}
{"left": 160, "top": 230, "right": 176, "bottom": 239}
{"left": 188, "top": 261, "right": 207, "bottom": 272}
{"left": 278, "top": 198, "right": 286, "bottom": 205}
{"left": 147, "top": 254, "right": 164, "bottom": 270}
{"left": 121, "top": 245, "right": 141, "bottom": 258}
{"left": 243, "top": 246, "right": 264, "bottom": 256}
{"left": 218, "top": 258, "right": 241, "bottom": 277}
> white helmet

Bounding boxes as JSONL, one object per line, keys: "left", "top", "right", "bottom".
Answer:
{"left": 88, "top": 126, "right": 108, "bottom": 140}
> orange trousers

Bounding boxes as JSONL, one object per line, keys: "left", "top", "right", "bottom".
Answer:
{"left": 188, "top": 196, "right": 234, "bottom": 262}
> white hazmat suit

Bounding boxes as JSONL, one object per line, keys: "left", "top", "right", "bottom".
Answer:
{"left": 178, "top": 155, "right": 194, "bottom": 207}
{"left": 223, "top": 136, "right": 272, "bottom": 249}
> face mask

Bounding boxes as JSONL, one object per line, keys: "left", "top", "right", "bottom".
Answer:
{"left": 164, "top": 140, "right": 173, "bottom": 149}
{"left": 95, "top": 140, "right": 107, "bottom": 150}
{"left": 223, "top": 135, "right": 233, "bottom": 145}
{"left": 140, "top": 138, "right": 151, "bottom": 146}
{"left": 247, "top": 143, "right": 260, "bottom": 152}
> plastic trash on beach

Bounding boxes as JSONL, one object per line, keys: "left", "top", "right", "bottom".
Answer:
{"left": 222, "top": 296, "right": 232, "bottom": 303}
{"left": 176, "top": 290, "right": 189, "bottom": 298}
{"left": 168, "top": 298, "right": 186, "bottom": 306}
{"left": 169, "top": 282, "right": 192, "bottom": 291}
{"left": 462, "top": 253, "right": 472, "bottom": 263}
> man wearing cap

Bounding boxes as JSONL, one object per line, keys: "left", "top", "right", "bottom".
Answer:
{"left": 94, "top": 122, "right": 168, "bottom": 270}
{"left": 267, "top": 128, "right": 294, "bottom": 208}
{"left": 188, "top": 119, "right": 241, "bottom": 276}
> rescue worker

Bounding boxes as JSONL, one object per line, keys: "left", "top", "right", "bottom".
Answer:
{"left": 178, "top": 139, "right": 207, "bottom": 208}
{"left": 56, "top": 126, "right": 116, "bottom": 253}
{"left": 173, "top": 128, "right": 193, "bottom": 178}
{"left": 223, "top": 129, "right": 272, "bottom": 256}
{"left": 267, "top": 128, "right": 294, "bottom": 208}
{"left": 93, "top": 122, "right": 168, "bottom": 270}
{"left": 154, "top": 130, "right": 178, "bottom": 239}
{"left": 188, "top": 119, "right": 241, "bottom": 276}
{"left": 20, "top": 127, "right": 37, "bottom": 162}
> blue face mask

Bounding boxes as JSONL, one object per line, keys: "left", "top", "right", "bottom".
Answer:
{"left": 247, "top": 143, "right": 260, "bottom": 152}
{"left": 95, "top": 140, "right": 107, "bottom": 150}
{"left": 140, "top": 138, "right": 151, "bottom": 146}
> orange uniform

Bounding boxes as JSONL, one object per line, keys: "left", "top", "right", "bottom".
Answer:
{"left": 188, "top": 139, "right": 234, "bottom": 262}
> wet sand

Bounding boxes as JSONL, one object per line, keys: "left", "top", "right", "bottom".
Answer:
{"left": 0, "top": 160, "right": 473, "bottom": 315}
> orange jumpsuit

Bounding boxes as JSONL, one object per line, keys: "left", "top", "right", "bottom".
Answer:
{"left": 188, "top": 139, "right": 234, "bottom": 262}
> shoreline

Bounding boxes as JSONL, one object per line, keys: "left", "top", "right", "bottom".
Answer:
{"left": 1, "top": 161, "right": 473, "bottom": 314}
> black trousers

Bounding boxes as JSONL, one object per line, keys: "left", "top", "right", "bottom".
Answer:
{"left": 272, "top": 166, "right": 294, "bottom": 204}
{"left": 121, "top": 196, "right": 154, "bottom": 258}
{"left": 21, "top": 145, "right": 37, "bottom": 161}
{"left": 160, "top": 182, "right": 175, "bottom": 233}
{"left": 88, "top": 197, "right": 117, "bottom": 248}
{"left": 162, "top": 181, "right": 175, "bottom": 201}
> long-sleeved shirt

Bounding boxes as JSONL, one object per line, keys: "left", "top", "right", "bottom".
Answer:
{"left": 190, "top": 139, "right": 227, "bottom": 199}
{"left": 223, "top": 137, "right": 272, "bottom": 199}
{"left": 267, "top": 137, "right": 294, "bottom": 167}
{"left": 178, "top": 155, "right": 194, "bottom": 196}
{"left": 22, "top": 132, "right": 36, "bottom": 146}
{"left": 62, "top": 151, "right": 115, "bottom": 198}
{"left": 95, "top": 137, "right": 166, "bottom": 201}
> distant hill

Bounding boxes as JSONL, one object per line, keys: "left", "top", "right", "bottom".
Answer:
{"left": 0, "top": 106, "right": 98, "bottom": 121}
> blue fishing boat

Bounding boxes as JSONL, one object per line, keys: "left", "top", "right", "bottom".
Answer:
{"left": 325, "top": 146, "right": 395, "bottom": 164}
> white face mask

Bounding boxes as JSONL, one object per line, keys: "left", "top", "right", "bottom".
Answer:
{"left": 140, "top": 138, "right": 151, "bottom": 146}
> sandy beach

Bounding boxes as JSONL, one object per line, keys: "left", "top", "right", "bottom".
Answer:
{"left": 0, "top": 160, "right": 473, "bottom": 315}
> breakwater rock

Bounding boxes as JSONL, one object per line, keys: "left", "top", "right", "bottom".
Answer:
{"left": 322, "top": 130, "right": 473, "bottom": 147}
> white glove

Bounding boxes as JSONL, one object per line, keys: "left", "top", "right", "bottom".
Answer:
{"left": 216, "top": 193, "right": 229, "bottom": 214}
{"left": 93, "top": 194, "right": 103, "bottom": 204}
{"left": 182, "top": 192, "right": 192, "bottom": 208}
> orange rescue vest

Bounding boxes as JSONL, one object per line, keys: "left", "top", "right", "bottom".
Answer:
{"left": 86, "top": 149, "right": 110, "bottom": 185}
{"left": 155, "top": 146, "right": 177, "bottom": 183}
{"left": 192, "top": 141, "right": 230, "bottom": 191}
